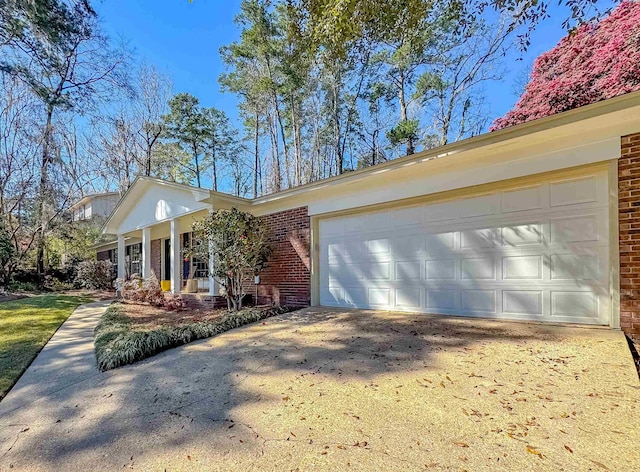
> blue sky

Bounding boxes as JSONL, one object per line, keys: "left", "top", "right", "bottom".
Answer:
{"left": 96, "top": 0, "right": 615, "bottom": 131}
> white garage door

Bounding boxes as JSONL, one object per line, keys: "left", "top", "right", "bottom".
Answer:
{"left": 319, "top": 170, "right": 612, "bottom": 325}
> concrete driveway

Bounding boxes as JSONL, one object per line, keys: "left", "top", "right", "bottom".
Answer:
{"left": 0, "top": 305, "right": 639, "bottom": 471}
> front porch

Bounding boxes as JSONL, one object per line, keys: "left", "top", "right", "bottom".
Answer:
{"left": 115, "top": 212, "right": 220, "bottom": 295}
{"left": 99, "top": 177, "right": 219, "bottom": 296}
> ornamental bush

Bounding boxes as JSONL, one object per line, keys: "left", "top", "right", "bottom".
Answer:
{"left": 94, "top": 303, "right": 294, "bottom": 370}
{"left": 191, "top": 208, "right": 271, "bottom": 311}
{"left": 120, "top": 272, "right": 185, "bottom": 311}
{"left": 75, "top": 260, "right": 113, "bottom": 290}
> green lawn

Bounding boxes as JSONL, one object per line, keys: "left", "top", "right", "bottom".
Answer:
{"left": 0, "top": 294, "right": 93, "bottom": 399}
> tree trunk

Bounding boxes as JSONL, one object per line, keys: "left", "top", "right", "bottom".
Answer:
{"left": 398, "top": 74, "right": 415, "bottom": 156}
{"left": 253, "top": 111, "right": 259, "bottom": 198}
{"left": 36, "top": 105, "right": 54, "bottom": 278}
{"left": 211, "top": 143, "right": 218, "bottom": 192}
{"left": 193, "top": 142, "right": 201, "bottom": 187}
{"left": 332, "top": 82, "right": 343, "bottom": 175}
{"left": 269, "top": 112, "right": 281, "bottom": 192}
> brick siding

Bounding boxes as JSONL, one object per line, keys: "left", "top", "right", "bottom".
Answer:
{"left": 151, "top": 239, "right": 161, "bottom": 279}
{"left": 250, "top": 206, "right": 311, "bottom": 308}
{"left": 619, "top": 132, "right": 640, "bottom": 338}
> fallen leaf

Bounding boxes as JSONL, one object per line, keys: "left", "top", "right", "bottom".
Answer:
{"left": 526, "top": 445, "right": 543, "bottom": 458}
{"left": 564, "top": 445, "right": 573, "bottom": 453}
{"left": 453, "top": 442, "right": 469, "bottom": 448}
{"left": 590, "top": 460, "right": 609, "bottom": 470}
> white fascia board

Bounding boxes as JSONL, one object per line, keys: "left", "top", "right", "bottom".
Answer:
{"left": 304, "top": 137, "right": 619, "bottom": 216}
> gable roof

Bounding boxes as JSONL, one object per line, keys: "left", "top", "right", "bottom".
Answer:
{"left": 102, "top": 177, "right": 212, "bottom": 234}
{"left": 69, "top": 192, "right": 119, "bottom": 210}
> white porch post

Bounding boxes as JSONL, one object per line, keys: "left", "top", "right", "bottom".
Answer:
{"left": 208, "top": 239, "right": 215, "bottom": 296}
{"left": 141, "top": 227, "right": 151, "bottom": 278}
{"left": 170, "top": 218, "right": 181, "bottom": 294}
{"left": 117, "top": 234, "right": 125, "bottom": 280}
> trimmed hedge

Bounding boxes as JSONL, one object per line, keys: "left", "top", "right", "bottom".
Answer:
{"left": 94, "top": 304, "right": 294, "bottom": 371}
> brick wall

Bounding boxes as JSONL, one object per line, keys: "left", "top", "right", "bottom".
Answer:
{"left": 250, "top": 206, "right": 311, "bottom": 308}
{"left": 619, "top": 132, "right": 640, "bottom": 338}
{"left": 97, "top": 250, "right": 110, "bottom": 261}
{"left": 151, "top": 239, "right": 161, "bottom": 280}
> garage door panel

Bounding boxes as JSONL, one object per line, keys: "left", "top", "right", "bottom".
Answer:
{"left": 422, "top": 200, "right": 458, "bottom": 222}
{"left": 551, "top": 291, "right": 599, "bottom": 320}
{"left": 550, "top": 214, "right": 600, "bottom": 243}
{"left": 501, "top": 223, "right": 544, "bottom": 247}
{"left": 503, "top": 290, "right": 543, "bottom": 316}
{"left": 459, "top": 193, "right": 497, "bottom": 218}
{"left": 460, "top": 228, "right": 498, "bottom": 250}
{"left": 550, "top": 253, "right": 601, "bottom": 282}
{"left": 394, "top": 236, "right": 425, "bottom": 259}
{"left": 427, "top": 289, "right": 458, "bottom": 311}
{"left": 395, "top": 260, "right": 422, "bottom": 281}
{"left": 318, "top": 170, "right": 612, "bottom": 325}
{"left": 461, "top": 289, "right": 497, "bottom": 313}
{"left": 321, "top": 286, "right": 345, "bottom": 306}
{"left": 426, "top": 259, "right": 456, "bottom": 280}
{"left": 549, "top": 175, "right": 599, "bottom": 207}
{"left": 344, "top": 287, "right": 367, "bottom": 307}
{"left": 368, "top": 288, "right": 391, "bottom": 306}
{"left": 461, "top": 257, "right": 496, "bottom": 280}
{"left": 395, "top": 287, "right": 422, "bottom": 308}
{"left": 393, "top": 206, "right": 425, "bottom": 227}
{"left": 501, "top": 185, "right": 545, "bottom": 213}
{"left": 368, "top": 238, "right": 391, "bottom": 255}
{"left": 502, "top": 255, "right": 543, "bottom": 280}
{"left": 425, "top": 231, "right": 456, "bottom": 252}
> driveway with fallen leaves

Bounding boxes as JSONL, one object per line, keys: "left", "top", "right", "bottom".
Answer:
{"left": 1, "top": 306, "right": 639, "bottom": 471}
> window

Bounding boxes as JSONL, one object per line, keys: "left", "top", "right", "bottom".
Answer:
{"left": 126, "top": 243, "right": 142, "bottom": 277}
{"left": 182, "top": 232, "right": 209, "bottom": 280}
{"left": 109, "top": 249, "right": 118, "bottom": 278}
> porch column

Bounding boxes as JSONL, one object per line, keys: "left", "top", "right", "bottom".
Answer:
{"left": 141, "top": 227, "right": 151, "bottom": 278}
{"left": 117, "top": 234, "right": 125, "bottom": 280}
{"left": 170, "top": 218, "right": 181, "bottom": 294}
{"left": 208, "top": 239, "right": 215, "bottom": 296}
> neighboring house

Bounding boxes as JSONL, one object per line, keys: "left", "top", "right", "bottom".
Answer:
{"left": 70, "top": 192, "right": 120, "bottom": 222}
{"left": 96, "top": 91, "right": 640, "bottom": 339}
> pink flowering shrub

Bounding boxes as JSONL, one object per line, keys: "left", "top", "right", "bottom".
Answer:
{"left": 492, "top": 2, "right": 640, "bottom": 130}
{"left": 121, "top": 274, "right": 146, "bottom": 302}
{"left": 164, "top": 294, "right": 187, "bottom": 311}
{"left": 143, "top": 272, "right": 165, "bottom": 307}
{"left": 120, "top": 272, "right": 185, "bottom": 311}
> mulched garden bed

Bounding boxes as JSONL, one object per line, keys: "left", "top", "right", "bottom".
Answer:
{"left": 118, "top": 300, "right": 238, "bottom": 329}
{"left": 0, "top": 292, "right": 28, "bottom": 303}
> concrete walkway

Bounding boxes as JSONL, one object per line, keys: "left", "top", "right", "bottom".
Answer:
{"left": 0, "top": 306, "right": 639, "bottom": 471}
{"left": 0, "top": 301, "right": 112, "bottom": 414}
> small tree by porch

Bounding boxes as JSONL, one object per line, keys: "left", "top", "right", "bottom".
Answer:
{"left": 191, "top": 208, "right": 270, "bottom": 311}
